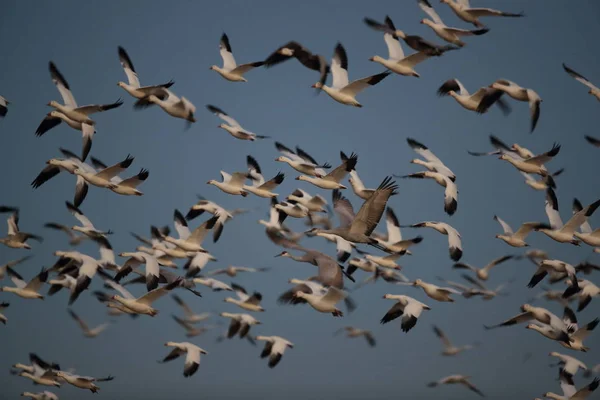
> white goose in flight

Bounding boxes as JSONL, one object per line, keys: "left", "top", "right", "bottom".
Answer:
{"left": 334, "top": 326, "right": 376, "bottom": 347}
{"left": 159, "top": 342, "right": 208, "bottom": 378}
{"left": 161, "top": 210, "right": 217, "bottom": 252}
{"left": 0, "top": 208, "right": 43, "bottom": 249}
{"left": 1, "top": 267, "right": 48, "bottom": 299}
{"left": 67, "top": 309, "right": 109, "bottom": 338}
{"left": 275, "top": 142, "right": 331, "bottom": 177}
{"left": 224, "top": 283, "right": 264, "bottom": 312}
{"left": 206, "top": 105, "right": 269, "bottom": 141}
{"left": 32, "top": 148, "right": 95, "bottom": 207}
{"left": 294, "top": 286, "right": 347, "bottom": 317}
{"left": 21, "top": 391, "right": 58, "bottom": 400}
{"left": 407, "top": 138, "right": 455, "bottom": 181}
{"left": 348, "top": 170, "right": 375, "bottom": 200}
{"left": 296, "top": 152, "right": 358, "bottom": 190}
{"left": 563, "top": 63, "right": 600, "bottom": 101}
{"left": 313, "top": 43, "right": 390, "bottom": 107}
{"left": 493, "top": 215, "right": 548, "bottom": 247}
{"left": 255, "top": 336, "right": 294, "bottom": 368}
{"left": 244, "top": 156, "right": 285, "bottom": 198}
{"left": 381, "top": 294, "right": 430, "bottom": 332}
{"left": 109, "top": 277, "right": 182, "bottom": 316}
{"left": 210, "top": 33, "right": 264, "bottom": 82}
{"left": 403, "top": 221, "right": 462, "bottom": 261}
{"left": 453, "top": 255, "right": 515, "bottom": 281}
{"left": 427, "top": 375, "right": 485, "bottom": 397}
{"left": 66, "top": 201, "right": 112, "bottom": 239}
{"left": 399, "top": 171, "right": 458, "bottom": 216}
{"left": 207, "top": 171, "right": 249, "bottom": 196}
{"left": 538, "top": 188, "right": 600, "bottom": 245}
{"left": 499, "top": 143, "right": 560, "bottom": 176}
{"left": 368, "top": 22, "right": 433, "bottom": 78}
{"left": 35, "top": 111, "right": 96, "bottom": 162}
{"left": 418, "top": 0, "right": 489, "bottom": 47}
{"left": 116, "top": 251, "right": 161, "bottom": 291}
{"left": 137, "top": 89, "right": 196, "bottom": 126}
{"left": 543, "top": 372, "right": 599, "bottom": 400}
{"left": 373, "top": 207, "right": 422, "bottom": 254}
{"left": 437, "top": 78, "right": 511, "bottom": 115}
{"left": 432, "top": 325, "right": 475, "bottom": 356}
{"left": 117, "top": 46, "right": 174, "bottom": 101}
{"left": 47, "top": 61, "right": 123, "bottom": 126}
{"left": 478, "top": 79, "right": 542, "bottom": 132}
{"left": 74, "top": 154, "right": 134, "bottom": 189}
{"left": 441, "top": 0, "right": 524, "bottom": 28}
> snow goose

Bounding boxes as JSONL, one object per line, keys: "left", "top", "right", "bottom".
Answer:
{"left": 115, "top": 251, "right": 160, "bottom": 291}
{"left": 192, "top": 277, "right": 232, "bottom": 292}
{"left": 427, "top": 375, "right": 484, "bottom": 397}
{"left": 183, "top": 252, "right": 218, "bottom": 278}
{"left": 572, "top": 199, "right": 600, "bottom": 247}
{"left": 275, "top": 200, "right": 310, "bottom": 219}
{"left": 432, "top": 325, "right": 475, "bottom": 356}
{"left": 286, "top": 189, "right": 328, "bottom": 212}
{"left": 0, "top": 256, "right": 32, "bottom": 280}
{"left": 255, "top": 336, "right": 293, "bottom": 368}
{"left": 364, "top": 15, "right": 459, "bottom": 56}
{"left": 549, "top": 352, "right": 588, "bottom": 381}
{"left": 521, "top": 171, "right": 562, "bottom": 192}
{"left": 544, "top": 372, "right": 599, "bottom": 400}
{"left": 44, "top": 223, "right": 87, "bottom": 246}
{"left": 206, "top": 105, "right": 269, "bottom": 141}
{"left": 47, "top": 62, "right": 123, "bottom": 126}
{"left": 407, "top": 138, "right": 455, "bottom": 181}
{"left": 494, "top": 215, "right": 548, "bottom": 247}
{"left": 275, "top": 142, "right": 331, "bottom": 177}
{"left": 263, "top": 41, "right": 329, "bottom": 89}
{"left": 538, "top": 188, "right": 600, "bottom": 245}
{"left": 364, "top": 253, "right": 404, "bottom": 270}
{"left": 117, "top": 46, "right": 174, "bottom": 100}
{"left": 74, "top": 154, "right": 134, "bottom": 189}
{"left": 21, "top": 391, "right": 58, "bottom": 400}
{"left": 66, "top": 201, "right": 111, "bottom": 239}
{"left": 305, "top": 177, "right": 396, "bottom": 247}
{"left": 453, "top": 255, "right": 515, "bottom": 281}
{"left": 294, "top": 286, "right": 347, "bottom": 316}
{"left": 208, "top": 171, "right": 249, "bottom": 196}
{"left": 499, "top": 143, "right": 560, "bottom": 176}
{"left": 418, "top": 0, "right": 489, "bottom": 47}
{"left": 67, "top": 309, "right": 109, "bottom": 338}
{"left": 244, "top": 156, "right": 284, "bottom": 198}
{"left": 0, "top": 208, "right": 43, "bottom": 249}
{"left": 209, "top": 266, "right": 269, "bottom": 278}
{"left": 563, "top": 63, "right": 600, "bottom": 101}
{"left": 18, "top": 371, "right": 61, "bottom": 388}
{"left": 109, "top": 278, "right": 182, "bottom": 316}
{"left": 55, "top": 372, "right": 113, "bottom": 393}
{"left": 485, "top": 304, "right": 572, "bottom": 338}
{"left": 368, "top": 20, "right": 433, "bottom": 78}
{"left": 210, "top": 33, "right": 264, "bottom": 82}
{"left": 306, "top": 229, "right": 357, "bottom": 263}
{"left": 348, "top": 170, "right": 375, "bottom": 200}
{"left": 478, "top": 79, "right": 542, "bottom": 132}
{"left": 560, "top": 315, "right": 599, "bottom": 352}
{"left": 139, "top": 89, "right": 196, "bottom": 126}
{"left": 296, "top": 152, "right": 358, "bottom": 189}
{"left": 220, "top": 312, "right": 261, "bottom": 338}
{"left": 571, "top": 279, "right": 600, "bottom": 311}
{"left": 109, "top": 169, "right": 149, "bottom": 196}
{"left": 171, "top": 294, "right": 210, "bottom": 324}
{"left": 0, "top": 95, "right": 8, "bottom": 118}
{"left": 259, "top": 198, "right": 289, "bottom": 233}
{"left": 381, "top": 294, "right": 430, "bottom": 332}
{"left": 32, "top": 148, "right": 93, "bottom": 207}
{"left": 172, "top": 315, "right": 212, "bottom": 338}
{"left": 53, "top": 251, "right": 103, "bottom": 304}
{"left": 0, "top": 302, "right": 9, "bottom": 324}
{"left": 441, "top": 0, "right": 524, "bottom": 28}
{"left": 1, "top": 267, "right": 47, "bottom": 299}
{"left": 278, "top": 278, "right": 327, "bottom": 305}
{"left": 186, "top": 197, "right": 249, "bottom": 243}
{"left": 35, "top": 112, "right": 96, "bottom": 161}
{"left": 411, "top": 279, "right": 460, "bottom": 302}
{"left": 437, "top": 78, "right": 511, "bottom": 115}
{"left": 334, "top": 326, "right": 376, "bottom": 347}
{"left": 399, "top": 172, "right": 458, "bottom": 215}
{"left": 161, "top": 210, "right": 217, "bottom": 252}
{"left": 224, "top": 283, "right": 264, "bottom": 312}
{"left": 403, "top": 221, "right": 462, "bottom": 261}
{"left": 467, "top": 134, "right": 517, "bottom": 157}
{"left": 313, "top": 43, "right": 390, "bottom": 107}
{"left": 373, "top": 208, "right": 423, "bottom": 254}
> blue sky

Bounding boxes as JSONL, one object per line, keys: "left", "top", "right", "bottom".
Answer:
{"left": 1, "top": 1, "right": 600, "bottom": 399}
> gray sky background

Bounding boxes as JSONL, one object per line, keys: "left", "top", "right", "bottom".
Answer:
{"left": 1, "top": 1, "right": 600, "bottom": 399}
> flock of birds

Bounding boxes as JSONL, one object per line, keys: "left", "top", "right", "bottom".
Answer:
{"left": 3, "top": 1, "right": 600, "bottom": 399}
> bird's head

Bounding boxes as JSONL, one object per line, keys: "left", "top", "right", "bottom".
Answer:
{"left": 117, "top": 82, "right": 126, "bottom": 88}
{"left": 304, "top": 228, "right": 320, "bottom": 237}
{"left": 275, "top": 251, "right": 289, "bottom": 258}
{"left": 209, "top": 65, "right": 217, "bottom": 71}
{"left": 311, "top": 82, "right": 324, "bottom": 89}
{"left": 207, "top": 179, "right": 216, "bottom": 185}
{"left": 47, "top": 100, "right": 60, "bottom": 108}
{"left": 413, "top": 279, "right": 423, "bottom": 286}
{"left": 521, "top": 304, "right": 532, "bottom": 312}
